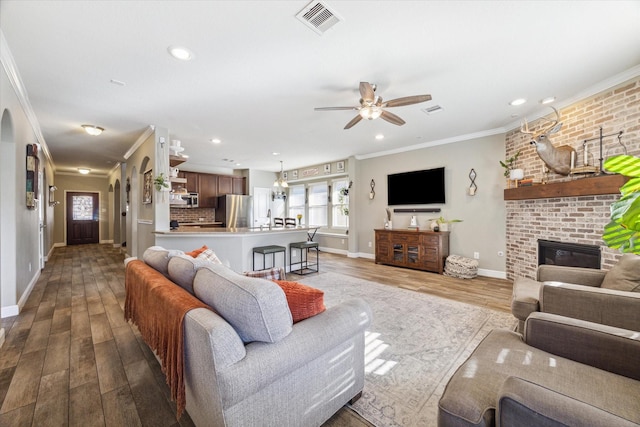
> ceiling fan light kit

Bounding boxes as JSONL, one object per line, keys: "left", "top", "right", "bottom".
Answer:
{"left": 315, "top": 82, "right": 431, "bottom": 129}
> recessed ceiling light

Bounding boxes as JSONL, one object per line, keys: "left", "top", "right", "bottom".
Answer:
{"left": 272, "top": 152, "right": 280, "bottom": 156}
{"left": 375, "top": 134, "right": 384, "bottom": 140}
{"left": 78, "top": 168, "right": 91, "bottom": 175}
{"left": 540, "top": 96, "right": 556, "bottom": 104}
{"left": 81, "top": 125, "right": 104, "bottom": 136}
{"left": 510, "top": 98, "right": 527, "bottom": 106}
{"left": 167, "top": 46, "right": 193, "bottom": 61}
{"left": 235, "top": 163, "right": 241, "bottom": 166}
{"left": 210, "top": 138, "right": 221, "bottom": 144}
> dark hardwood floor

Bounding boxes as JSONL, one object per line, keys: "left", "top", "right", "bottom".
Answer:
{"left": 0, "top": 244, "right": 512, "bottom": 426}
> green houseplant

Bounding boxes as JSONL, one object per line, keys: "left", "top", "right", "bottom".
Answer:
{"left": 500, "top": 150, "right": 522, "bottom": 177}
{"left": 602, "top": 155, "right": 640, "bottom": 254}
{"left": 154, "top": 173, "right": 170, "bottom": 192}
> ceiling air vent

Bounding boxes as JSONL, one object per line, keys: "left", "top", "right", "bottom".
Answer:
{"left": 296, "top": 1, "right": 343, "bottom": 35}
{"left": 422, "top": 105, "right": 444, "bottom": 115}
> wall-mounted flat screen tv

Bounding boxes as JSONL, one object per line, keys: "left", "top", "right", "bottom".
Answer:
{"left": 387, "top": 167, "right": 445, "bottom": 205}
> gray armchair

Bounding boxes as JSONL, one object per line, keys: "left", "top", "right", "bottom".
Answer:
{"left": 511, "top": 254, "right": 640, "bottom": 332}
{"left": 438, "top": 313, "right": 640, "bottom": 427}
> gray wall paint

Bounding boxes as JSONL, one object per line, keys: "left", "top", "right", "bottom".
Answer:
{"left": 355, "top": 134, "right": 507, "bottom": 273}
{"left": 1, "top": 62, "right": 56, "bottom": 313}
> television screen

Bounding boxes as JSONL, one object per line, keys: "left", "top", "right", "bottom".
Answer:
{"left": 387, "top": 167, "right": 445, "bottom": 205}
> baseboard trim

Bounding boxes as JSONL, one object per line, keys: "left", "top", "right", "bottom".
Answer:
{"left": 1, "top": 269, "right": 40, "bottom": 318}
{"left": 0, "top": 305, "right": 18, "bottom": 318}
{"left": 0, "top": 328, "right": 5, "bottom": 349}
{"left": 477, "top": 268, "right": 507, "bottom": 279}
{"left": 100, "top": 239, "right": 114, "bottom": 244}
{"left": 318, "top": 247, "right": 348, "bottom": 256}
{"left": 356, "top": 252, "right": 375, "bottom": 260}
{"left": 53, "top": 242, "right": 66, "bottom": 248}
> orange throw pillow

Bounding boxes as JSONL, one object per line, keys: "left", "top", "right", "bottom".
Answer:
{"left": 272, "top": 280, "right": 326, "bottom": 323}
{"left": 186, "top": 245, "right": 208, "bottom": 258}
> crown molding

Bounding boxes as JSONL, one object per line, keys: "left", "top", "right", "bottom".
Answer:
{"left": 123, "top": 125, "right": 155, "bottom": 160}
{"left": 355, "top": 127, "right": 506, "bottom": 160}
{"left": 0, "top": 30, "right": 55, "bottom": 171}
{"left": 504, "top": 64, "right": 640, "bottom": 132}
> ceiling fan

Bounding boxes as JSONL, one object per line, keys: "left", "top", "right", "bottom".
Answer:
{"left": 315, "top": 82, "right": 432, "bottom": 129}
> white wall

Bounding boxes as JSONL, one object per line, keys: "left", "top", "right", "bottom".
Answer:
{"left": 355, "top": 134, "right": 507, "bottom": 275}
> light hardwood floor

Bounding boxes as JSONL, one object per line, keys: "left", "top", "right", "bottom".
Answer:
{"left": 0, "top": 244, "right": 512, "bottom": 426}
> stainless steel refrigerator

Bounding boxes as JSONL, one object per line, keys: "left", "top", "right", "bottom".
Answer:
{"left": 215, "top": 195, "right": 253, "bottom": 228}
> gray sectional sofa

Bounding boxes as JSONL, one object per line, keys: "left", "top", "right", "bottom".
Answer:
{"left": 126, "top": 246, "right": 372, "bottom": 427}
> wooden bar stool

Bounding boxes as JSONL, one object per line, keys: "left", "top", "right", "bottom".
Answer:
{"left": 253, "top": 245, "right": 286, "bottom": 271}
{"left": 289, "top": 241, "right": 319, "bottom": 275}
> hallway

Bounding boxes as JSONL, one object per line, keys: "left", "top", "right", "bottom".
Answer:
{"left": 0, "top": 244, "right": 194, "bottom": 426}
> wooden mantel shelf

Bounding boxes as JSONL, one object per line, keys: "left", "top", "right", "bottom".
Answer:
{"left": 504, "top": 174, "right": 626, "bottom": 200}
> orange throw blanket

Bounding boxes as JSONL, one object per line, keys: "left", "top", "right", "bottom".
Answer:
{"left": 124, "top": 260, "right": 209, "bottom": 419}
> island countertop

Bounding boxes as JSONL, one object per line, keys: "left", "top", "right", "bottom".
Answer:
{"left": 156, "top": 226, "right": 314, "bottom": 236}
{"left": 154, "top": 227, "right": 314, "bottom": 273}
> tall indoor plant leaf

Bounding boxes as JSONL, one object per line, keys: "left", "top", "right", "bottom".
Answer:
{"left": 602, "top": 155, "right": 640, "bottom": 254}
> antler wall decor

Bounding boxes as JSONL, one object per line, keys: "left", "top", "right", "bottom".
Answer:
{"left": 520, "top": 107, "right": 576, "bottom": 175}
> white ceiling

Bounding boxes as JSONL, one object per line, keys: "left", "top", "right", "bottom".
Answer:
{"left": 2, "top": 1, "right": 639, "bottom": 176}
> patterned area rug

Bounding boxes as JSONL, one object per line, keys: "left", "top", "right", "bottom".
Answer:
{"left": 300, "top": 272, "right": 516, "bottom": 427}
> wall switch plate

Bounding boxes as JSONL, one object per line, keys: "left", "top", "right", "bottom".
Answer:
{"left": 473, "top": 252, "right": 480, "bottom": 259}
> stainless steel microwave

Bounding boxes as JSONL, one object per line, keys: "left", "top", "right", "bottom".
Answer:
{"left": 171, "top": 193, "right": 199, "bottom": 208}
{"left": 183, "top": 193, "right": 199, "bottom": 208}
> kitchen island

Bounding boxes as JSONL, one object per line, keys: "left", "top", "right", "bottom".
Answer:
{"left": 154, "top": 226, "right": 313, "bottom": 273}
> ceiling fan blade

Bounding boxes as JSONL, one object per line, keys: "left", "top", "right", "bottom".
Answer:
{"left": 359, "top": 82, "right": 375, "bottom": 103}
{"left": 380, "top": 110, "right": 406, "bottom": 126}
{"left": 383, "top": 94, "right": 432, "bottom": 108}
{"left": 344, "top": 114, "right": 363, "bottom": 129}
{"left": 314, "top": 106, "right": 359, "bottom": 111}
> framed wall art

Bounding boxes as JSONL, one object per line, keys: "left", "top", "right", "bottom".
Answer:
{"left": 336, "top": 161, "right": 345, "bottom": 172}
{"left": 143, "top": 169, "right": 153, "bottom": 204}
{"left": 324, "top": 163, "right": 331, "bottom": 174}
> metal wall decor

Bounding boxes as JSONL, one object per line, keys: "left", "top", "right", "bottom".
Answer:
{"left": 369, "top": 179, "right": 376, "bottom": 199}
{"left": 468, "top": 169, "right": 477, "bottom": 195}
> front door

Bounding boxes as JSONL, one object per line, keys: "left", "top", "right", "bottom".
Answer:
{"left": 67, "top": 192, "right": 99, "bottom": 245}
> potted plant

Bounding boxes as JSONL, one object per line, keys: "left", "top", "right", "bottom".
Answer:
{"left": 602, "top": 154, "right": 640, "bottom": 254}
{"left": 500, "top": 150, "right": 522, "bottom": 177}
{"left": 338, "top": 186, "right": 350, "bottom": 216}
{"left": 500, "top": 150, "right": 523, "bottom": 187}
{"left": 154, "top": 173, "right": 170, "bottom": 192}
{"left": 429, "top": 216, "right": 462, "bottom": 232}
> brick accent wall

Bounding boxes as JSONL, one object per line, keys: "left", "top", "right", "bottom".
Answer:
{"left": 505, "top": 76, "right": 640, "bottom": 280}
{"left": 169, "top": 207, "right": 216, "bottom": 223}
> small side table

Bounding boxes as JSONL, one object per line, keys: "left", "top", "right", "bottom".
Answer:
{"left": 289, "top": 241, "right": 319, "bottom": 275}
{"left": 253, "top": 245, "right": 286, "bottom": 271}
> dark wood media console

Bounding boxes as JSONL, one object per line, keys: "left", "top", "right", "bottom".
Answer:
{"left": 375, "top": 229, "right": 450, "bottom": 274}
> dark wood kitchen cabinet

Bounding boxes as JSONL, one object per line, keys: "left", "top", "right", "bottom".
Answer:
{"left": 217, "top": 175, "right": 233, "bottom": 195}
{"left": 198, "top": 174, "right": 218, "bottom": 208}
{"left": 232, "top": 177, "right": 246, "bottom": 195}
{"left": 177, "top": 171, "right": 199, "bottom": 193}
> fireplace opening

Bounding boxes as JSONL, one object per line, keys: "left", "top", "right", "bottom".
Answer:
{"left": 538, "top": 239, "right": 601, "bottom": 269}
